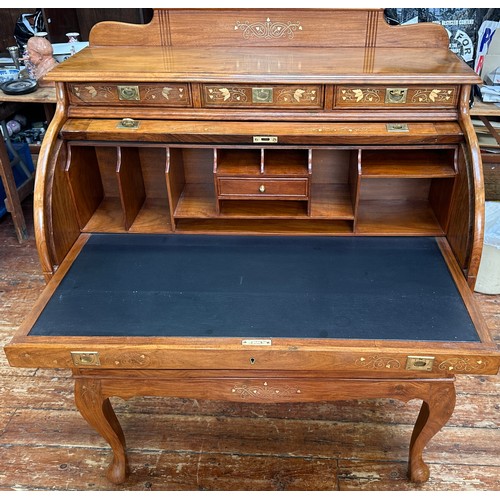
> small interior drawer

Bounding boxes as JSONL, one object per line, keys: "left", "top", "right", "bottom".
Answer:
{"left": 218, "top": 178, "right": 309, "bottom": 198}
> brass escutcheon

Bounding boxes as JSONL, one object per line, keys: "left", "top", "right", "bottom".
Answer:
{"left": 253, "top": 136, "right": 278, "bottom": 143}
{"left": 259, "top": 185, "right": 266, "bottom": 193}
{"left": 118, "top": 85, "right": 140, "bottom": 101}
{"left": 385, "top": 87, "right": 408, "bottom": 104}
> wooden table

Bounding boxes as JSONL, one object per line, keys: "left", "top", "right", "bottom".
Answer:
{"left": 0, "top": 86, "right": 56, "bottom": 242}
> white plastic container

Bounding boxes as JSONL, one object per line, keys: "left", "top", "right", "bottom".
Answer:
{"left": 475, "top": 201, "right": 500, "bottom": 294}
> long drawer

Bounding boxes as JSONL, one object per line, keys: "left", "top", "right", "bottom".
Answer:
{"left": 334, "top": 85, "right": 458, "bottom": 109}
{"left": 202, "top": 84, "right": 323, "bottom": 108}
{"left": 67, "top": 83, "right": 192, "bottom": 107}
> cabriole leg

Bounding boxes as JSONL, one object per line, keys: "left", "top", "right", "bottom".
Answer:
{"left": 74, "top": 378, "right": 129, "bottom": 484}
{"left": 408, "top": 381, "right": 456, "bottom": 483}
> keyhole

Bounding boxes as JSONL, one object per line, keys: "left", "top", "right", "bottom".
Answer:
{"left": 250, "top": 357, "right": 256, "bottom": 365}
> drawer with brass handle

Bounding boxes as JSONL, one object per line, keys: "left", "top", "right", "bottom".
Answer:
{"left": 68, "top": 82, "right": 192, "bottom": 107}
{"left": 334, "top": 85, "right": 458, "bottom": 108}
{"left": 218, "top": 178, "right": 309, "bottom": 199}
{"left": 202, "top": 84, "right": 323, "bottom": 109}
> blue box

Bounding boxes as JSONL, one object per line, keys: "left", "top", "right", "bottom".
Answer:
{"left": 0, "top": 141, "right": 35, "bottom": 218}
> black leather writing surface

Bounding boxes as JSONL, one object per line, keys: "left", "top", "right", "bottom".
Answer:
{"left": 29, "top": 234, "right": 480, "bottom": 342}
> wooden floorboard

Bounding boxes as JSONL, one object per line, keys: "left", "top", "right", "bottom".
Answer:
{"left": 0, "top": 198, "right": 499, "bottom": 491}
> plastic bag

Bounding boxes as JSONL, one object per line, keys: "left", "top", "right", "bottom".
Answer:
{"left": 13, "top": 10, "right": 45, "bottom": 50}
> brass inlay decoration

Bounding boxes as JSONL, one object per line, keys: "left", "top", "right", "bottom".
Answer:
{"left": 385, "top": 88, "right": 408, "bottom": 104}
{"left": 117, "top": 85, "right": 140, "bottom": 101}
{"left": 438, "top": 358, "right": 489, "bottom": 373}
{"left": 411, "top": 88, "right": 455, "bottom": 103}
{"left": 355, "top": 355, "right": 401, "bottom": 369}
{"left": 143, "top": 86, "right": 187, "bottom": 102}
{"left": 252, "top": 87, "right": 274, "bottom": 103}
{"left": 234, "top": 18, "right": 303, "bottom": 40}
{"left": 406, "top": 356, "right": 435, "bottom": 371}
{"left": 206, "top": 87, "right": 248, "bottom": 103}
{"left": 231, "top": 381, "right": 302, "bottom": 400}
{"left": 277, "top": 88, "right": 317, "bottom": 104}
{"left": 340, "top": 88, "right": 381, "bottom": 103}
{"left": 71, "top": 351, "right": 101, "bottom": 366}
{"left": 71, "top": 85, "right": 113, "bottom": 99}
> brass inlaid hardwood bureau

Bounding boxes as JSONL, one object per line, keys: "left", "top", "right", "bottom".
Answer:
{"left": 5, "top": 9, "right": 500, "bottom": 485}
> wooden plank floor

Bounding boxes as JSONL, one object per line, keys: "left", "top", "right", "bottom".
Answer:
{"left": 1, "top": 199, "right": 499, "bottom": 491}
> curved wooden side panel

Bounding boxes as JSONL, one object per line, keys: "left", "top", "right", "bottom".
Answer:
{"left": 34, "top": 82, "right": 79, "bottom": 282}
{"left": 458, "top": 85, "right": 485, "bottom": 289}
{"left": 89, "top": 8, "right": 449, "bottom": 49}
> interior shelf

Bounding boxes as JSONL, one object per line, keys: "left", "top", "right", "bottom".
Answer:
{"left": 361, "top": 149, "right": 456, "bottom": 178}
{"left": 310, "top": 184, "right": 354, "bottom": 219}
{"left": 83, "top": 197, "right": 172, "bottom": 233}
{"left": 216, "top": 149, "right": 261, "bottom": 176}
{"left": 355, "top": 200, "right": 445, "bottom": 235}
{"left": 66, "top": 143, "right": 455, "bottom": 237}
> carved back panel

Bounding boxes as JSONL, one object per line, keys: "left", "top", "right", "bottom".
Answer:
{"left": 89, "top": 9, "right": 449, "bottom": 49}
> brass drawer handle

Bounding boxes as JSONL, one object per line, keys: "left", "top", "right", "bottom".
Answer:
{"left": 118, "top": 85, "right": 140, "bottom": 101}
{"left": 117, "top": 118, "right": 139, "bottom": 129}
{"left": 259, "top": 185, "right": 266, "bottom": 193}
{"left": 71, "top": 351, "right": 101, "bottom": 366}
{"left": 385, "top": 88, "right": 407, "bottom": 104}
{"left": 252, "top": 87, "right": 273, "bottom": 103}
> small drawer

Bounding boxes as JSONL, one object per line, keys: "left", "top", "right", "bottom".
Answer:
{"left": 68, "top": 83, "right": 192, "bottom": 107}
{"left": 334, "top": 85, "right": 458, "bottom": 108}
{"left": 202, "top": 84, "right": 323, "bottom": 109}
{"left": 218, "top": 178, "right": 309, "bottom": 198}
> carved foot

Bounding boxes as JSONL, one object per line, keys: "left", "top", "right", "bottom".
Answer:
{"left": 75, "top": 379, "right": 129, "bottom": 484}
{"left": 408, "top": 382, "right": 456, "bottom": 483}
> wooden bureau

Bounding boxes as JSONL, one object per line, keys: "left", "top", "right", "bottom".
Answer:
{"left": 4, "top": 9, "right": 500, "bottom": 486}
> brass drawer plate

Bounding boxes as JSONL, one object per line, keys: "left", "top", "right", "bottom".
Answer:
{"left": 385, "top": 88, "right": 407, "bottom": 104}
{"left": 71, "top": 351, "right": 101, "bottom": 366}
{"left": 118, "top": 85, "right": 140, "bottom": 101}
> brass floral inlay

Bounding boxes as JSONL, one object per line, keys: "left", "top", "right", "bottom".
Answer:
{"left": 438, "top": 358, "right": 489, "bottom": 373}
{"left": 234, "top": 18, "right": 303, "bottom": 39}
{"left": 340, "top": 88, "right": 381, "bottom": 103}
{"left": 411, "top": 89, "right": 454, "bottom": 103}
{"left": 231, "top": 381, "right": 302, "bottom": 400}
{"left": 355, "top": 355, "right": 401, "bottom": 369}
{"left": 277, "top": 88, "right": 317, "bottom": 104}
{"left": 206, "top": 87, "right": 248, "bottom": 103}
